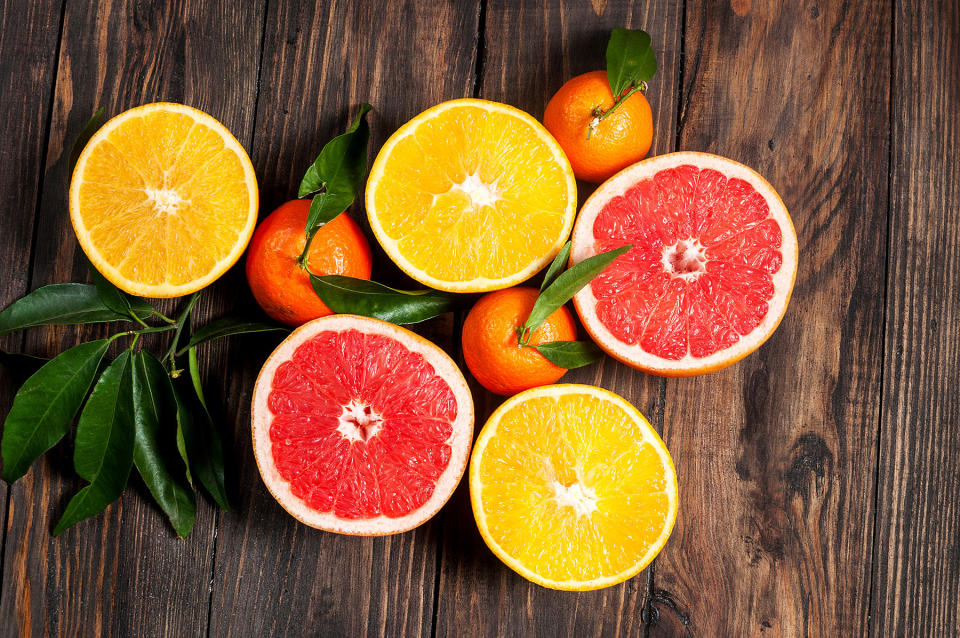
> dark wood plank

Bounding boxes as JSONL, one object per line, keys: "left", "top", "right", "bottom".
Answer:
{"left": 0, "top": 0, "right": 65, "bottom": 615}
{"left": 432, "top": 2, "right": 682, "bottom": 636}
{"left": 0, "top": 2, "right": 265, "bottom": 635}
{"left": 651, "top": 1, "right": 890, "bottom": 635}
{"left": 869, "top": 2, "right": 960, "bottom": 634}
{"left": 206, "top": 2, "right": 478, "bottom": 636}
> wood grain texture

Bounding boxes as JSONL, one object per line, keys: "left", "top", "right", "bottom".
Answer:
{"left": 206, "top": 2, "right": 478, "bottom": 636}
{"left": 651, "top": 1, "right": 890, "bottom": 635}
{"left": 869, "top": 1, "right": 960, "bottom": 635}
{"left": 431, "top": 2, "right": 682, "bottom": 636}
{"left": 0, "top": 2, "right": 265, "bottom": 636}
{"left": 0, "top": 0, "right": 65, "bottom": 617}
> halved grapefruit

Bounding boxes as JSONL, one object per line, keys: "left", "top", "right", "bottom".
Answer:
{"left": 251, "top": 315, "right": 474, "bottom": 535}
{"left": 570, "top": 152, "right": 798, "bottom": 376}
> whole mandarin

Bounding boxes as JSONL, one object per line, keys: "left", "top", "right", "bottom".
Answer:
{"left": 543, "top": 70, "right": 653, "bottom": 183}
{"left": 462, "top": 287, "right": 577, "bottom": 396}
{"left": 246, "top": 199, "right": 372, "bottom": 326}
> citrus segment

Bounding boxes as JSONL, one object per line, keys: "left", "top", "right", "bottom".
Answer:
{"left": 70, "top": 103, "right": 258, "bottom": 297}
{"left": 367, "top": 99, "right": 577, "bottom": 292}
{"left": 571, "top": 152, "right": 798, "bottom": 375}
{"left": 470, "top": 384, "right": 677, "bottom": 590}
{"left": 252, "top": 315, "right": 474, "bottom": 535}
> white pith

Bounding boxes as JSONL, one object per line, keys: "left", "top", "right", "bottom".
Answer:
{"left": 69, "top": 102, "right": 259, "bottom": 299}
{"left": 661, "top": 237, "right": 708, "bottom": 280}
{"left": 570, "top": 152, "right": 799, "bottom": 374}
{"left": 452, "top": 172, "right": 502, "bottom": 208}
{"left": 336, "top": 400, "right": 383, "bottom": 442}
{"left": 251, "top": 315, "right": 475, "bottom": 536}
{"left": 366, "top": 98, "right": 577, "bottom": 293}
{"left": 470, "top": 384, "right": 678, "bottom": 590}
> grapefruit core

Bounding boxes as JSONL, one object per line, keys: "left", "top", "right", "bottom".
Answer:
{"left": 570, "top": 152, "right": 798, "bottom": 376}
{"left": 251, "top": 315, "right": 474, "bottom": 535}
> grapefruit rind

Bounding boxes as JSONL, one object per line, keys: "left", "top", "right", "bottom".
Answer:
{"left": 570, "top": 151, "right": 798, "bottom": 376}
{"left": 251, "top": 314, "right": 474, "bottom": 535}
{"left": 69, "top": 102, "right": 259, "bottom": 298}
{"left": 366, "top": 98, "right": 577, "bottom": 293}
{"left": 469, "top": 384, "right": 678, "bottom": 590}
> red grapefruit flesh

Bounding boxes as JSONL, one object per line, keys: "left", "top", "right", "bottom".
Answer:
{"left": 570, "top": 152, "right": 798, "bottom": 376}
{"left": 251, "top": 315, "right": 474, "bottom": 534}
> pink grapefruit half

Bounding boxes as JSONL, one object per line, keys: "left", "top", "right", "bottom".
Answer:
{"left": 251, "top": 314, "right": 474, "bottom": 535}
{"left": 570, "top": 152, "right": 798, "bottom": 376}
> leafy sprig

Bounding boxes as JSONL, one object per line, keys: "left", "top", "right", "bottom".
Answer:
{"left": 515, "top": 242, "right": 631, "bottom": 369}
{"left": 588, "top": 28, "right": 658, "bottom": 135}
{"left": 0, "top": 276, "right": 286, "bottom": 536}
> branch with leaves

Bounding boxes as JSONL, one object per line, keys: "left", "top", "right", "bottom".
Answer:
{"left": 0, "top": 266, "right": 286, "bottom": 537}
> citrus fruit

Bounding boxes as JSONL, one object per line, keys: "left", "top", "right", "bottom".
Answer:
{"left": 461, "top": 287, "right": 576, "bottom": 396}
{"left": 245, "top": 200, "right": 372, "bottom": 326}
{"left": 366, "top": 98, "right": 577, "bottom": 293}
{"left": 470, "top": 384, "right": 677, "bottom": 590}
{"left": 251, "top": 314, "right": 474, "bottom": 535}
{"left": 570, "top": 151, "right": 798, "bottom": 376}
{"left": 543, "top": 70, "right": 653, "bottom": 183}
{"left": 70, "top": 102, "right": 258, "bottom": 297}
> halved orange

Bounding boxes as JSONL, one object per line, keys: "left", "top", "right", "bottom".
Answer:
{"left": 366, "top": 99, "right": 577, "bottom": 292}
{"left": 470, "top": 384, "right": 678, "bottom": 590}
{"left": 69, "top": 103, "right": 258, "bottom": 298}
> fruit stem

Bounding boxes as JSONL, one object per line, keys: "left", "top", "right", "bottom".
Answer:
{"left": 595, "top": 82, "right": 647, "bottom": 124}
{"left": 297, "top": 227, "right": 320, "bottom": 270}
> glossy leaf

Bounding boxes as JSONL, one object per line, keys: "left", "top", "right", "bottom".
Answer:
{"left": 311, "top": 274, "right": 455, "bottom": 325}
{"left": 1, "top": 339, "right": 110, "bottom": 483}
{"left": 68, "top": 107, "right": 105, "bottom": 169}
{"left": 131, "top": 351, "right": 196, "bottom": 538}
{"left": 53, "top": 351, "right": 136, "bottom": 535}
{"left": 299, "top": 103, "right": 372, "bottom": 200}
{"left": 180, "top": 318, "right": 286, "bottom": 353}
{"left": 181, "top": 347, "right": 229, "bottom": 510}
{"left": 0, "top": 284, "right": 149, "bottom": 335}
{"left": 87, "top": 261, "right": 154, "bottom": 321}
{"left": 522, "top": 245, "right": 631, "bottom": 339}
{"left": 532, "top": 340, "right": 604, "bottom": 369}
{"left": 606, "top": 28, "right": 657, "bottom": 97}
{"left": 540, "top": 242, "right": 572, "bottom": 292}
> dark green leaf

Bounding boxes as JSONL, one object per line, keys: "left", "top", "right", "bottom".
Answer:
{"left": 299, "top": 103, "right": 372, "bottom": 200}
{"left": 0, "top": 284, "right": 149, "bottom": 335}
{"left": 541, "top": 242, "right": 572, "bottom": 292}
{"left": 532, "top": 340, "right": 604, "bottom": 369}
{"left": 523, "top": 245, "right": 632, "bottom": 338}
{"left": 1, "top": 340, "right": 110, "bottom": 483}
{"left": 310, "top": 275, "right": 456, "bottom": 325}
{"left": 87, "top": 261, "right": 155, "bottom": 321}
{"left": 606, "top": 28, "right": 657, "bottom": 97}
{"left": 53, "top": 351, "right": 136, "bottom": 535}
{"left": 68, "top": 107, "right": 105, "bottom": 170}
{"left": 180, "top": 347, "right": 229, "bottom": 510}
{"left": 180, "top": 318, "right": 286, "bottom": 353}
{"left": 131, "top": 351, "right": 196, "bottom": 538}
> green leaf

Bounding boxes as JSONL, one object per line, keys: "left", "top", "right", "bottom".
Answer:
{"left": 87, "top": 262, "right": 155, "bottom": 322}
{"left": 606, "top": 28, "right": 657, "bottom": 97}
{"left": 298, "top": 104, "right": 373, "bottom": 265}
{"left": 53, "top": 351, "right": 136, "bottom": 535}
{"left": 1, "top": 340, "right": 111, "bottom": 483}
{"left": 180, "top": 347, "right": 229, "bottom": 510}
{"left": 540, "top": 242, "right": 572, "bottom": 292}
{"left": 68, "top": 107, "right": 105, "bottom": 170}
{"left": 180, "top": 318, "right": 286, "bottom": 354}
{"left": 522, "top": 245, "right": 632, "bottom": 339}
{"left": 131, "top": 351, "right": 196, "bottom": 538}
{"left": 299, "top": 103, "right": 372, "bottom": 199}
{"left": 532, "top": 340, "right": 604, "bottom": 369}
{"left": 310, "top": 275, "right": 456, "bottom": 325}
{"left": 0, "top": 284, "right": 149, "bottom": 335}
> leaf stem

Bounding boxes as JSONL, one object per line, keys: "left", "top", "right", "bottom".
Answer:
{"left": 151, "top": 310, "right": 176, "bottom": 325}
{"left": 596, "top": 82, "right": 647, "bottom": 123}
{"left": 163, "top": 292, "right": 201, "bottom": 365}
{"left": 297, "top": 225, "right": 319, "bottom": 269}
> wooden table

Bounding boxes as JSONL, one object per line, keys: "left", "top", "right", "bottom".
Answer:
{"left": 0, "top": 1, "right": 957, "bottom": 636}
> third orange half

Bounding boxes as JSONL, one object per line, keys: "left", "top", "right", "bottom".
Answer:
{"left": 366, "top": 99, "right": 577, "bottom": 292}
